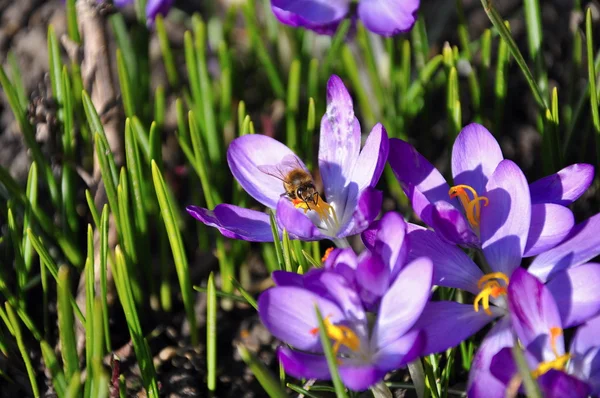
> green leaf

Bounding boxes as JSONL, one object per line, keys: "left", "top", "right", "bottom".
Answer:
{"left": 65, "top": 0, "right": 80, "bottom": 43}
{"left": 5, "top": 303, "right": 40, "bottom": 397}
{"left": 117, "top": 49, "right": 136, "bottom": 118}
{"left": 155, "top": 14, "right": 179, "bottom": 87}
{"left": 22, "top": 162, "right": 38, "bottom": 272}
{"left": 237, "top": 344, "right": 288, "bottom": 398}
{"left": 151, "top": 161, "right": 198, "bottom": 345}
{"left": 586, "top": 8, "right": 600, "bottom": 156}
{"left": 286, "top": 59, "right": 301, "bottom": 151}
{"left": 480, "top": 0, "right": 549, "bottom": 112}
{"left": 57, "top": 266, "right": 79, "bottom": 381}
{"left": 100, "top": 205, "right": 112, "bottom": 352}
{"left": 314, "top": 305, "right": 348, "bottom": 398}
{"left": 228, "top": 277, "right": 258, "bottom": 310}
{"left": 41, "top": 340, "right": 68, "bottom": 396}
{"left": 512, "top": 341, "right": 542, "bottom": 398}
{"left": 206, "top": 272, "right": 217, "bottom": 391}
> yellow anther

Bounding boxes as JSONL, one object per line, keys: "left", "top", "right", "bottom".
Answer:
{"left": 473, "top": 273, "right": 509, "bottom": 316}
{"left": 449, "top": 184, "right": 489, "bottom": 228}
{"left": 321, "top": 247, "right": 334, "bottom": 263}
{"left": 477, "top": 272, "right": 510, "bottom": 290}
{"left": 531, "top": 353, "right": 571, "bottom": 378}
{"left": 293, "top": 195, "right": 338, "bottom": 224}
{"left": 309, "top": 315, "right": 360, "bottom": 355}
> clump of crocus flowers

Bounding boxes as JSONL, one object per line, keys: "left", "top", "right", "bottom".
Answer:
{"left": 188, "top": 74, "right": 600, "bottom": 395}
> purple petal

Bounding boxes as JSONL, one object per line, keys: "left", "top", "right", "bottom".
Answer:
{"left": 412, "top": 301, "right": 501, "bottom": 355}
{"left": 303, "top": 270, "right": 366, "bottom": 324}
{"left": 258, "top": 286, "right": 343, "bottom": 351}
{"left": 546, "top": 263, "right": 600, "bottom": 328}
{"left": 480, "top": 160, "right": 531, "bottom": 275}
{"left": 452, "top": 123, "right": 504, "bottom": 196}
{"left": 570, "top": 313, "right": 600, "bottom": 356}
{"left": 407, "top": 223, "right": 484, "bottom": 294}
{"left": 372, "top": 257, "right": 432, "bottom": 348}
{"left": 351, "top": 123, "right": 389, "bottom": 192}
{"left": 355, "top": 252, "right": 390, "bottom": 298}
{"left": 373, "top": 212, "right": 408, "bottom": 277}
{"left": 272, "top": 270, "right": 304, "bottom": 287}
{"left": 569, "top": 315, "right": 600, "bottom": 394}
{"left": 319, "top": 75, "right": 361, "bottom": 207}
{"left": 339, "top": 187, "right": 383, "bottom": 237}
{"left": 529, "top": 163, "right": 595, "bottom": 205}
{"left": 271, "top": 0, "right": 349, "bottom": 34}
{"left": 508, "top": 269, "right": 564, "bottom": 361}
{"left": 537, "top": 370, "right": 591, "bottom": 398}
{"left": 146, "top": 0, "right": 174, "bottom": 21}
{"left": 373, "top": 329, "right": 424, "bottom": 369}
{"left": 528, "top": 213, "right": 600, "bottom": 282}
{"left": 324, "top": 248, "right": 358, "bottom": 284}
{"left": 227, "top": 134, "right": 304, "bottom": 208}
{"left": 388, "top": 139, "right": 452, "bottom": 207}
{"left": 429, "top": 199, "right": 479, "bottom": 247}
{"left": 112, "top": 0, "right": 133, "bottom": 7}
{"left": 277, "top": 347, "right": 331, "bottom": 380}
{"left": 467, "top": 317, "right": 514, "bottom": 398}
{"left": 489, "top": 347, "right": 517, "bottom": 388}
{"left": 524, "top": 204, "right": 574, "bottom": 257}
{"left": 360, "top": 219, "right": 380, "bottom": 252}
{"left": 186, "top": 204, "right": 275, "bottom": 242}
{"left": 338, "top": 364, "right": 385, "bottom": 391}
{"left": 357, "top": 0, "right": 419, "bottom": 36}
{"left": 275, "top": 198, "right": 328, "bottom": 241}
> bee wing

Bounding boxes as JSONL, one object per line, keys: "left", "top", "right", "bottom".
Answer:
{"left": 258, "top": 154, "right": 309, "bottom": 182}
{"left": 257, "top": 163, "right": 288, "bottom": 182}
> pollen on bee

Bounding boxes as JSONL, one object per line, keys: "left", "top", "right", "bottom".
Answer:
{"left": 293, "top": 194, "right": 339, "bottom": 230}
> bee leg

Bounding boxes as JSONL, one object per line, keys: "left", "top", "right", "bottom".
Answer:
{"left": 312, "top": 192, "right": 319, "bottom": 205}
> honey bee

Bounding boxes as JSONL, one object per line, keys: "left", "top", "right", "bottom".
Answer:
{"left": 258, "top": 155, "right": 320, "bottom": 207}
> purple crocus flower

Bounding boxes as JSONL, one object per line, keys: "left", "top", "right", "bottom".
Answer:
{"left": 389, "top": 123, "right": 594, "bottom": 256}
{"left": 258, "top": 256, "right": 432, "bottom": 391}
{"left": 108, "top": 0, "right": 174, "bottom": 21}
{"left": 271, "top": 0, "right": 420, "bottom": 36}
{"left": 409, "top": 209, "right": 600, "bottom": 397}
{"left": 489, "top": 268, "right": 593, "bottom": 397}
{"left": 187, "top": 75, "right": 388, "bottom": 242}
{"left": 568, "top": 313, "right": 600, "bottom": 395}
{"left": 321, "top": 211, "right": 410, "bottom": 310}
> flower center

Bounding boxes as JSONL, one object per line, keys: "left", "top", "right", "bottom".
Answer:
{"left": 309, "top": 315, "right": 360, "bottom": 356}
{"left": 448, "top": 185, "right": 489, "bottom": 228}
{"left": 531, "top": 327, "right": 571, "bottom": 378}
{"left": 293, "top": 195, "right": 340, "bottom": 233}
{"left": 473, "top": 272, "right": 509, "bottom": 316}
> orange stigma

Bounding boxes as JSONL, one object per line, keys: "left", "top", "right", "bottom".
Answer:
{"left": 309, "top": 315, "right": 360, "bottom": 356}
{"left": 321, "top": 247, "right": 334, "bottom": 263}
{"left": 473, "top": 273, "right": 509, "bottom": 316}
{"left": 449, "top": 185, "right": 489, "bottom": 228}
{"left": 531, "top": 327, "right": 571, "bottom": 378}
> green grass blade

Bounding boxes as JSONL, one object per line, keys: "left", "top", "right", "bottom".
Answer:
{"left": 100, "top": 205, "right": 111, "bottom": 352}
{"left": 22, "top": 162, "right": 38, "bottom": 272}
{"left": 7, "top": 207, "right": 26, "bottom": 295}
{"left": 130, "top": 116, "right": 151, "bottom": 162}
{"left": 84, "top": 225, "right": 94, "bottom": 396}
{"left": 323, "top": 20, "right": 351, "bottom": 75}
{"left": 315, "top": 305, "right": 348, "bottom": 398}
{"left": 586, "top": 8, "right": 600, "bottom": 159}
{"left": 117, "top": 49, "right": 135, "bottom": 118}
{"left": 57, "top": 265, "right": 80, "bottom": 381}
{"left": 5, "top": 303, "right": 39, "bottom": 397}
{"left": 524, "top": 0, "right": 548, "bottom": 97}
{"left": 228, "top": 277, "right": 258, "bottom": 310}
{"left": 151, "top": 161, "right": 198, "bottom": 345}
{"left": 27, "top": 229, "right": 86, "bottom": 326}
{"left": 286, "top": 59, "right": 301, "bottom": 151}
{"left": 480, "top": 0, "right": 549, "bottom": 112}
{"left": 113, "top": 247, "right": 159, "bottom": 396}
{"left": 41, "top": 340, "right": 68, "bottom": 396}
{"left": 237, "top": 344, "right": 288, "bottom": 398}
{"left": 48, "top": 25, "right": 64, "bottom": 122}
{"left": 207, "top": 272, "right": 217, "bottom": 391}
{"left": 65, "top": 0, "right": 80, "bottom": 42}
{"left": 66, "top": 371, "right": 82, "bottom": 398}
{"left": 155, "top": 14, "right": 179, "bottom": 87}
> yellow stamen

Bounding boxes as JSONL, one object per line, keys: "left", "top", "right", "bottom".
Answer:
{"left": 531, "top": 354, "right": 571, "bottom": 378}
{"left": 321, "top": 247, "right": 334, "bottom": 263}
{"left": 449, "top": 184, "right": 490, "bottom": 228}
{"left": 473, "top": 273, "right": 509, "bottom": 316}
{"left": 309, "top": 315, "right": 360, "bottom": 356}
{"left": 531, "top": 326, "right": 570, "bottom": 378}
{"left": 293, "top": 194, "right": 339, "bottom": 227}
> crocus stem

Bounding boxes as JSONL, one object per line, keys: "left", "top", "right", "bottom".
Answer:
{"left": 407, "top": 359, "right": 426, "bottom": 398}
{"left": 333, "top": 238, "right": 350, "bottom": 248}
